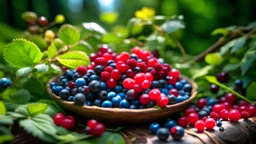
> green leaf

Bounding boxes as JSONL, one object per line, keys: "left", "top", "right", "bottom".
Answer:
{"left": 100, "top": 12, "right": 118, "bottom": 24}
{"left": 0, "top": 126, "right": 13, "bottom": 144}
{"left": 231, "top": 37, "right": 246, "bottom": 53}
{"left": 220, "top": 39, "right": 236, "bottom": 55}
{"left": 55, "top": 132, "right": 90, "bottom": 144}
{"left": 192, "top": 65, "right": 212, "bottom": 80}
{"left": 16, "top": 67, "right": 33, "bottom": 78}
{"left": 14, "top": 105, "right": 30, "bottom": 117}
{"left": 161, "top": 20, "right": 185, "bottom": 34}
{"left": 205, "top": 53, "right": 223, "bottom": 66}
{"left": 58, "top": 24, "right": 80, "bottom": 45}
{"left": 102, "top": 33, "right": 123, "bottom": 43}
{"left": 57, "top": 51, "right": 90, "bottom": 69}
{"left": 29, "top": 35, "right": 48, "bottom": 50}
{"left": 246, "top": 82, "right": 256, "bottom": 101}
{"left": 82, "top": 22, "right": 106, "bottom": 35}
{"left": 11, "top": 89, "right": 31, "bottom": 104}
{"left": 48, "top": 43, "right": 57, "bottom": 58}
{"left": 211, "top": 28, "right": 229, "bottom": 37}
{"left": 241, "top": 49, "right": 256, "bottom": 75}
{"left": 37, "top": 99, "right": 61, "bottom": 116}
{"left": 26, "top": 103, "right": 48, "bottom": 117}
{"left": 4, "top": 39, "right": 42, "bottom": 68}
{"left": 70, "top": 41, "right": 93, "bottom": 54}
{"left": 246, "top": 21, "right": 256, "bottom": 29}
{"left": 35, "top": 64, "right": 49, "bottom": 73}
{"left": 106, "top": 133, "right": 126, "bottom": 144}
{"left": 223, "top": 63, "right": 240, "bottom": 72}
{"left": 50, "top": 64, "right": 62, "bottom": 72}
{"left": 0, "top": 101, "right": 6, "bottom": 114}
{"left": 0, "top": 115, "right": 13, "bottom": 125}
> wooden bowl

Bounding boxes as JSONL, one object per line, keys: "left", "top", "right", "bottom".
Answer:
{"left": 47, "top": 75, "right": 197, "bottom": 124}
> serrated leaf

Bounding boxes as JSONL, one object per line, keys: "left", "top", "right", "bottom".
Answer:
{"left": 231, "top": 37, "right": 246, "bottom": 53}
{"left": 14, "top": 105, "right": 30, "bottom": 117}
{"left": 58, "top": 24, "right": 80, "bottom": 45}
{"left": 70, "top": 41, "right": 93, "bottom": 54}
{"left": 82, "top": 22, "right": 106, "bottom": 35}
{"left": 11, "top": 89, "right": 31, "bottom": 104}
{"left": 205, "top": 53, "right": 223, "bottom": 66}
{"left": 246, "top": 82, "right": 256, "bottom": 101}
{"left": 4, "top": 39, "right": 42, "bottom": 68}
{"left": 50, "top": 64, "right": 62, "bottom": 72}
{"left": 16, "top": 67, "right": 32, "bottom": 77}
{"left": 35, "top": 64, "right": 49, "bottom": 73}
{"left": 26, "top": 103, "right": 48, "bottom": 117}
{"left": 223, "top": 63, "right": 240, "bottom": 72}
{"left": 0, "top": 101, "right": 6, "bottom": 114}
{"left": 106, "top": 133, "right": 126, "bottom": 144}
{"left": 211, "top": 28, "right": 229, "bottom": 36}
{"left": 57, "top": 51, "right": 90, "bottom": 69}
{"left": 0, "top": 115, "right": 13, "bottom": 125}
{"left": 161, "top": 20, "right": 185, "bottom": 34}
{"left": 48, "top": 43, "right": 57, "bottom": 58}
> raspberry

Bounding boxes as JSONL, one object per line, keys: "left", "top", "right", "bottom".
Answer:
{"left": 126, "top": 69, "right": 135, "bottom": 78}
{"left": 134, "top": 73, "right": 146, "bottom": 84}
{"left": 94, "top": 57, "right": 107, "bottom": 66}
{"left": 111, "top": 69, "right": 122, "bottom": 80}
{"left": 205, "top": 118, "right": 216, "bottom": 130}
{"left": 188, "top": 113, "right": 199, "bottom": 125}
{"left": 147, "top": 58, "right": 158, "bottom": 67}
{"left": 184, "top": 108, "right": 197, "bottom": 117}
{"left": 210, "top": 112, "right": 219, "bottom": 121}
{"left": 76, "top": 66, "right": 87, "bottom": 76}
{"left": 228, "top": 109, "right": 241, "bottom": 122}
{"left": 149, "top": 89, "right": 161, "bottom": 101}
{"left": 178, "top": 116, "right": 189, "bottom": 127}
{"left": 195, "top": 120, "right": 205, "bottom": 132}
{"left": 149, "top": 69, "right": 157, "bottom": 77}
{"left": 122, "top": 78, "right": 135, "bottom": 89}
{"left": 241, "top": 111, "right": 250, "bottom": 120}
{"left": 219, "top": 109, "right": 229, "bottom": 120}
{"left": 154, "top": 63, "right": 164, "bottom": 71}
{"left": 126, "top": 59, "right": 137, "bottom": 68}
{"left": 137, "top": 62, "right": 148, "bottom": 72}
{"left": 106, "top": 78, "right": 117, "bottom": 89}
{"left": 197, "top": 98, "right": 208, "bottom": 109}
{"left": 105, "top": 66, "right": 113, "bottom": 73}
{"left": 101, "top": 71, "right": 110, "bottom": 81}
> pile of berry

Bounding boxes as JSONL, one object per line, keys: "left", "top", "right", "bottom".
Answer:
{"left": 50, "top": 46, "right": 193, "bottom": 109}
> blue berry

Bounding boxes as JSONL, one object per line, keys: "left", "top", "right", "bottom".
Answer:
{"left": 72, "top": 72, "right": 81, "bottom": 81}
{"left": 201, "top": 107, "right": 211, "bottom": 114}
{"left": 207, "top": 98, "right": 217, "bottom": 106}
{"left": 216, "top": 120, "right": 222, "bottom": 127}
{"left": 77, "top": 86, "right": 86, "bottom": 93}
{"left": 71, "top": 88, "right": 77, "bottom": 95}
{"left": 131, "top": 100, "right": 140, "bottom": 108}
{"left": 64, "top": 86, "right": 71, "bottom": 91}
{"left": 151, "top": 80, "right": 160, "bottom": 88}
{"left": 159, "top": 79, "right": 167, "bottom": 88}
{"left": 119, "top": 99, "right": 130, "bottom": 108}
{"left": 167, "top": 94, "right": 176, "bottom": 105}
{"left": 107, "top": 60, "right": 115, "bottom": 65}
{"left": 109, "top": 63, "right": 116, "bottom": 69}
{"left": 235, "top": 79, "right": 243, "bottom": 88}
{"left": 129, "top": 104, "right": 137, "bottom": 109}
{"left": 101, "top": 100, "right": 113, "bottom": 108}
{"left": 156, "top": 128, "right": 170, "bottom": 141}
{"left": 165, "top": 120, "right": 177, "bottom": 129}
{"left": 50, "top": 82, "right": 58, "bottom": 88}
{"left": 117, "top": 92, "right": 125, "bottom": 99}
{"left": 86, "top": 92, "right": 97, "bottom": 101}
{"left": 180, "top": 79, "right": 187, "bottom": 85}
{"left": 161, "top": 88, "right": 169, "bottom": 95}
{"left": 59, "top": 76, "right": 65, "bottom": 81}
{"left": 198, "top": 110, "right": 208, "bottom": 119}
{"left": 73, "top": 93, "right": 86, "bottom": 105}
{"left": 89, "top": 75, "right": 100, "bottom": 82}
{"left": 175, "top": 82, "right": 183, "bottom": 90}
{"left": 112, "top": 96, "right": 122, "bottom": 107}
{"left": 107, "top": 92, "right": 116, "bottom": 100}
{"left": 75, "top": 78, "right": 86, "bottom": 87}
{"left": 170, "top": 126, "right": 184, "bottom": 140}
{"left": 176, "top": 96, "right": 183, "bottom": 103}
{"left": 150, "top": 122, "right": 161, "bottom": 134}
{"left": 134, "top": 67, "right": 141, "bottom": 73}
{"left": 183, "top": 83, "right": 192, "bottom": 92}
{"left": 94, "top": 65, "right": 105, "bottom": 75}
{"left": 67, "top": 96, "right": 74, "bottom": 101}
{"left": 139, "top": 105, "right": 146, "bottom": 109}
{"left": 130, "top": 54, "right": 138, "bottom": 60}
{"left": 64, "top": 70, "right": 73, "bottom": 80}
{"left": 100, "top": 82, "right": 107, "bottom": 90}
{"left": 114, "top": 85, "right": 123, "bottom": 93}
{"left": 59, "top": 89, "right": 70, "bottom": 99}
{"left": 146, "top": 101, "right": 156, "bottom": 108}
{"left": 219, "top": 127, "right": 224, "bottom": 131}
{"left": 82, "top": 76, "right": 89, "bottom": 83}
{"left": 166, "top": 84, "right": 173, "bottom": 90}
{"left": 85, "top": 101, "right": 92, "bottom": 106}
{"left": 98, "top": 90, "right": 108, "bottom": 100}
{"left": 179, "top": 90, "right": 185, "bottom": 96}
{"left": 0, "top": 78, "right": 12, "bottom": 88}
{"left": 87, "top": 69, "right": 95, "bottom": 75}
{"left": 52, "top": 85, "right": 63, "bottom": 95}
{"left": 93, "top": 99, "right": 102, "bottom": 106}
{"left": 126, "top": 89, "right": 138, "bottom": 100}
{"left": 89, "top": 80, "right": 101, "bottom": 92}
{"left": 183, "top": 95, "right": 189, "bottom": 101}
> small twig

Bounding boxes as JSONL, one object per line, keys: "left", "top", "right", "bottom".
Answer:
{"left": 129, "top": 38, "right": 145, "bottom": 47}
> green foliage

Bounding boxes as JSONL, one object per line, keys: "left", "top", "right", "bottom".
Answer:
{"left": 161, "top": 20, "right": 185, "bottom": 34}
{"left": 0, "top": 101, "right": 6, "bottom": 114}
{"left": 70, "top": 41, "right": 93, "bottom": 54}
{"left": 58, "top": 24, "right": 80, "bottom": 45}
{"left": 48, "top": 43, "right": 57, "bottom": 58}
{"left": 16, "top": 67, "right": 33, "bottom": 78}
{"left": 11, "top": 89, "right": 31, "bottom": 104}
{"left": 211, "top": 28, "right": 229, "bottom": 37}
{"left": 205, "top": 53, "right": 223, "bottom": 66}
{"left": 82, "top": 22, "right": 106, "bottom": 35}
{"left": 57, "top": 51, "right": 90, "bottom": 69}
{"left": 246, "top": 82, "right": 256, "bottom": 101}
{"left": 231, "top": 37, "right": 246, "bottom": 53}
{"left": 35, "top": 64, "right": 49, "bottom": 73}
{"left": 26, "top": 103, "right": 48, "bottom": 117}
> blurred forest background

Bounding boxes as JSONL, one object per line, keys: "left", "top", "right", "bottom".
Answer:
{"left": 0, "top": 0, "right": 256, "bottom": 55}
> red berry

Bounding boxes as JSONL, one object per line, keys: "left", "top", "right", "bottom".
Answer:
{"left": 119, "top": 52, "right": 130, "bottom": 62}
{"left": 241, "top": 111, "right": 250, "bottom": 120}
{"left": 202, "top": 117, "right": 208, "bottom": 122}
{"left": 38, "top": 16, "right": 48, "bottom": 26}
{"left": 139, "top": 94, "right": 151, "bottom": 105}
{"left": 99, "top": 45, "right": 108, "bottom": 53}
{"left": 90, "top": 53, "right": 97, "bottom": 61}
{"left": 116, "top": 63, "right": 129, "bottom": 73}
{"left": 131, "top": 47, "right": 142, "bottom": 56}
{"left": 140, "top": 51, "right": 151, "bottom": 61}
{"left": 133, "top": 84, "right": 143, "bottom": 93}
{"left": 126, "top": 59, "right": 137, "bottom": 69}
{"left": 188, "top": 113, "right": 199, "bottom": 125}
{"left": 111, "top": 69, "right": 122, "bottom": 80}
{"left": 197, "top": 98, "right": 208, "bottom": 109}
{"left": 163, "top": 64, "right": 171, "bottom": 74}
{"left": 195, "top": 120, "right": 205, "bottom": 132}
{"left": 145, "top": 72, "right": 153, "bottom": 82}
{"left": 228, "top": 109, "right": 241, "bottom": 122}
{"left": 168, "top": 69, "right": 180, "bottom": 79}
{"left": 154, "top": 63, "right": 164, "bottom": 71}
{"left": 225, "top": 93, "right": 236, "bottom": 104}
{"left": 248, "top": 105, "right": 256, "bottom": 116}
{"left": 212, "top": 104, "right": 225, "bottom": 114}
{"left": 169, "top": 89, "right": 179, "bottom": 97}
{"left": 155, "top": 71, "right": 165, "bottom": 80}
{"left": 53, "top": 113, "right": 65, "bottom": 126}
{"left": 238, "top": 100, "right": 248, "bottom": 107}
{"left": 87, "top": 119, "right": 98, "bottom": 130}
{"left": 94, "top": 57, "right": 107, "bottom": 66}
{"left": 205, "top": 118, "right": 216, "bottom": 130}
{"left": 76, "top": 66, "right": 87, "bottom": 76}
{"left": 122, "top": 78, "right": 135, "bottom": 89}
{"left": 147, "top": 58, "right": 158, "bottom": 67}
{"left": 149, "top": 89, "right": 161, "bottom": 101}
{"left": 167, "top": 76, "right": 177, "bottom": 85}
{"left": 220, "top": 109, "right": 229, "bottom": 120}
{"left": 103, "top": 53, "right": 112, "bottom": 61}
{"left": 141, "top": 80, "right": 151, "bottom": 89}
{"left": 178, "top": 116, "right": 189, "bottom": 127}
{"left": 157, "top": 96, "right": 169, "bottom": 108}
{"left": 94, "top": 123, "right": 105, "bottom": 136}
{"left": 184, "top": 108, "right": 197, "bottom": 117}
{"left": 101, "top": 71, "right": 110, "bottom": 81}
{"left": 149, "top": 69, "right": 157, "bottom": 77}
{"left": 218, "top": 97, "right": 226, "bottom": 103}
{"left": 126, "top": 69, "right": 135, "bottom": 78}
{"left": 232, "top": 105, "right": 239, "bottom": 110}
{"left": 60, "top": 116, "right": 75, "bottom": 130}
{"left": 223, "top": 102, "right": 231, "bottom": 110}
{"left": 216, "top": 72, "right": 229, "bottom": 83}
{"left": 238, "top": 106, "right": 248, "bottom": 113}
{"left": 134, "top": 73, "right": 146, "bottom": 84}
{"left": 68, "top": 81, "right": 75, "bottom": 89}
{"left": 106, "top": 78, "right": 117, "bottom": 89}
{"left": 105, "top": 66, "right": 113, "bottom": 73}
{"left": 61, "top": 66, "right": 68, "bottom": 72}
{"left": 210, "top": 112, "right": 219, "bottom": 121}
{"left": 137, "top": 62, "right": 148, "bottom": 72}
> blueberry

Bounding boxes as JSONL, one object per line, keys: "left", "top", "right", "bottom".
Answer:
{"left": 64, "top": 70, "right": 73, "bottom": 80}
{"left": 130, "top": 54, "right": 138, "bottom": 60}
{"left": 159, "top": 79, "right": 167, "bottom": 88}
{"left": 131, "top": 100, "right": 140, "bottom": 108}
{"left": 175, "top": 82, "right": 183, "bottom": 90}
{"left": 60, "top": 78, "right": 68, "bottom": 86}
{"left": 117, "top": 92, "right": 125, "bottom": 99}
{"left": 87, "top": 69, "right": 95, "bottom": 75}
{"left": 107, "top": 60, "right": 115, "bottom": 65}
{"left": 89, "top": 80, "right": 101, "bottom": 92}
{"left": 167, "top": 94, "right": 176, "bottom": 105}
{"left": 171, "top": 126, "right": 184, "bottom": 140}
{"left": 114, "top": 85, "right": 123, "bottom": 93}
{"left": 72, "top": 72, "right": 81, "bottom": 81}
{"left": 126, "top": 89, "right": 138, "bottom": 100}
{"left": 85, "top": 101, "right": 92, "bottom": 106}
{"left": 50, "top": 82, "right": 58, "bottom": 88}
{"left": 59, "top": 89, "right": 70, "bottom": 99}
{"left": 107, "top": 92, "right": 116, "bottom": 100}
{"left": 86, "top": 92, "right": 97, "bottom": 101}
{"left": 139, "top": 105, "right": 146, "bottom": 109}
{"left": 82, "top": 75, "right": 89, "bottom": 83}
{"left": 235, "top": 80, "right": 243, "bottom": 88}
{"left": 100, "top": 82, "right": 107, "bottom": 90}
{"left": 201, "top": 107, "right": 211, "bottom": 114}
{"left": 166, "top": 84, "right": 173, "bottom": 90}
{"left": 160, "top": 88, "right": 169, "bottom": 95}
{"left": 183, "top": 83, "right": 192, "bottom": 92}
{"left": 64, "top": 86, "right": 71, "bottom": 91}
{"left": 151, "top": 80, "right": 160, "bottom": 88}
{"left": 77, "top": 86, "right": 86, "bottom": 93}
{"left": 176, "top": 96, "right": 183, "bottom": 103}
{"left": 67, "top": 96, "right": 74, "bottom": 101}
{"left": 183, "top": 95, "right": 189, "bottom": 101}
{"left": 71, "top": 88, "right": 78, "bottom": 95}
{"left": 165, "top": 120, "right": 177, "bottom": 129}
{"left": 98, "top": 90, "right": 108, "bottom": 100}
{"left": 89, "top": 75, "right": 100, "bottom": 82}
{"left": 75, "top": 78, "right": 86, "bottom": 87}
{"left": 207, "top": 98, "right": 217, "bottom": 106}
{"left": 112, "top": 96, "right": 122, "bottom": 107}
{"left": 59, "top": 76, "right": 65, "bottom": 81}
{"left": 179, "top": 90, "right": 185, "bottom": 96}
{"left": 146, "top": 101, "right": 156, "bottom": 108}
{"left": 120, "top": 74, "right": 127, "bottom": 81}
{"left": 93, "top": 99, "right": 102, "bottom": 106}
{"left": 137, "top": 58, "right": 143, "bottom": 62}
{"left": 150, "top": 122, "right": 161, "bottom": 134}
{"left": 72, "top": 70, "right": 76, "bottom": 74}
{"left": 84, "top": 126, "right": 91, "bottom": 134}
{"left": 219, "top": 127, "right": 224, "bottom": 131}
{"left": 74, "top": 93, "right": 86, "bottom": 105}
{"left": 101, "top": 100, "right": 113, "bottom": 108}
{"left": 129, "top": 104, "right": 137, "bottom": 109}
{"left": 156, "top": 128, "right": 170, "bottom": 141}
{"left": 198, "top": 110, "right": 208, "bottom": 119}
{"left": 52, "top": 85, "right": 63, "bottom": 95}
{"left": 94, "top": 65, "right": 105, "bottom": 75}
{"left": 119, "top": 99, "right": 130, "bottom": 108}
{"left": 216, "top": 120, "right": 222, "bottom": 127}
{"left": 109, "top": 63, "right": 116, "bottom": 69}
{"left": 147, "top": 67, "right": 154, "bottom": 72}
{"left": 0, "top": 78, "right": 12, "bottom": 88}
{"left": 134, "top": 67, "right": 141, "bottom": 73}
{"left": 179, "top": 79, "right": 187, "bottom": 85}
{"left": 143, "top": 89, "right": 150, "bottom": 94}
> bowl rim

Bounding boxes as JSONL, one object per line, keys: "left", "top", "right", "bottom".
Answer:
{"left": 47, "top": 75, "right": 197, "bottom": 114}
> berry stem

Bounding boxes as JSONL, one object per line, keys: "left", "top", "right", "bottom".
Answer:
{"left": 105, "top": 126, "right": 126, "bottom": 132}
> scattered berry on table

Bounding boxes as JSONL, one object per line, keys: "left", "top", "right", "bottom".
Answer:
{"left": 195, "top": 120, "right": 205, "bottom": 132}
{"left": 241, "top": 111, "right": 250, "bottom": 120}
{"left": 205, "top": 118, "right": 216, "bottom": 130}
{"left": 178, "top": 116, "right": 189, "bottom": 127}
{"left": 170, "top": 126, "right": 184, "bottom": 140}
{"left": 165, "top": 120, "right": 177, "bottom": 129}
{"left": 156, "top": 128, "right": 170, "bottom": 141}
{"left": 188, "top": 113, "right": 199, "bottom": 125}
{"left": 228, "top": 109, "right": 241, "bottom": 122}
{"left": 150, "top": 122, "right": 161, "bottom": 134}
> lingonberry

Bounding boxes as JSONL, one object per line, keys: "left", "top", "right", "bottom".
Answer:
{"left": 238, "top": 105, "right": 248, "bottom": 113}
{"left": 133, "top": 84, "right": 143, "bottom": 93}
{"left": 197, "top": 98, "right": 208, "bottom": 109}
{"left": 116, "top": 63, "right": 129, "bottom": 73}
{"left": 241, "top": 111, "right": 250, "bottom": 120}
{"left": 218, "top": 97, "right": 227, "bottom": 104}
{"left": 126, "top": 69, "right": 135, "bottom": 78}
{"left": 105, "top": 66, "right": 114, "bottom": 73}
{"left": 94, "top": 123, "right": 105, "bottom": 136}
{"left": 225, "top": 93, "right": 236, "bottom": 104}
{"left": 147, "top": 58, "right": 158, "bottom": 67}
{"left": 169, "top": 89, "right": 179, "bottom": 97}
{"left": 184, "top": 108, "right": 197, "bottom": 117}
{"left": 149, "top": 89, "right": 161, "bottom": 101}
{"left": 111, "top": 69, "right": 122, "bottom": 80}
{"left": 205, "top": 118, "right": 216, "bottom": 130}
{"left": 131, "top": 47, "right": 142, "bottom": 56}
{"left": 53, "top": 113, "right": 65, "bottom": 126}
{"left": 68, "top": 81, "right": 75, "bottom": 89}
{"left": 167, "top": 76, "right": 177, "bottom": 85}
{"left": 60, "top": 116, "right": 75, "bottom": 130}
{"left": 157, "top": 96, "right": 169, "bottom": 108}
{"left": 103, "top": 53, "right": 112, "bottom": 61}
{"left": 168, "top": 69, "right": 180, "bottom": 79}
{"left": 219, "top": 109, "right": 229, "bottom": 120}
{"left": 188, "top": 113, "right": 199, "bottom": 125}
{"left": 212, "top": 104, "right": 225, "bottom": 114}
{"left": 247, "top": 105, "right": 256, "bottom": 116}
{"left": 106, "top": 78, "right": 117, "bottom": 89}
{"left": 87, "top": 119, "right": 98, "bottom": 130}
{"left": 178, "top": 116, "right": 189, "bottom": 127}
{"left": 238, "top": 100, "right": 248, "bottom": 106}
{"left": 195, "top": 120, "right": 205, "bottom": 132}
{"left": 228, "top": 109, "right": 241, "bottom": 122}
{"left": 122, "top": 78, "right": 135, "bottom": 89}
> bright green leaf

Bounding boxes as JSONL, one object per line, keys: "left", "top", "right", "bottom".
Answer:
{"left": 246, "top": 82, "right": 256, "bottom": 101}
{"left": 53, "top": 38, "right": 65, "bottom": 50}
{"left": 11, "top": 89, "right": 31, "bottom": 104}
{"left": 16, "top": 67, "right": 33, "bottom": 78}
{"left": 220, "top": 39, "right": 236, "bottom": 54}
{"left": 58, "top": 24, "right": 80, "bottom": 45}
{"left": 0, "top": 101, "right": 6, "bottom": 114}
{"left": 14, "top": 105, "right": 30, "bottom": 117}
{"left": 241, "top": 49, "right": 256, "bottom": 75}
{"left": 102, "top": 33, "right": 123, "bottom": 43}
{"left": 50, "top": 64, "right": 62, "bottom": 72}
{"left": 0, "top": 115, "right": 13, "bottom": 125}
{"left": 57, "top": 51, "right": 90, "bottom": 69}
{"left": 24, "top": 76, "right": 46, "bottom": 99}
{"left": 231, "top": 37, "right": 246, "bottom": 53}
{"left": 100, "top": 12, "right": 118, "bottom": 24}
{"left": 35, "top": 64, "right": 49, "bottom": 73}
{"left": 192, "top": 65, "right": 212, "bottom": 80}
{"left": 26, "top": 103, "right": 48, "bottom": 117}
{"left": 4, "top": 39, "right": 42, "bottom": 68}
{"left": 161, "top": 20, "right": 185, "bottom": 34}
{"left": 106, "top": 133, "right": 126, "bottom": 144}
{"left": 48, "top": 43, "right": 57, "bottom": 58}
{"left": 55, "top": 132, "right": 90, "bottom": 144}
{"left": 205, "top": 53, "right": 223, "bottom": 66}
{"left": 82, "top": 22, "right": 106, "bottom": 35}
{"left": 29, "top": 35, "right": 47, "bottom": 50}
{"left": 211, "top": 28, "right": 229, "bottom": 37}
{"left": 70, "top": 41, "right": 93, "bottom": 54}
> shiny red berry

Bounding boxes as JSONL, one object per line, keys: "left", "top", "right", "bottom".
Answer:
{"left": 99, "top": 45, "right": 108, "bottom": 53}
{"left": 87, "top": 119, "right": 98, "bottom": 130}
{"left": 145, "top": 72, "right": 153, "bottom": 82}
{"left": 169, "top": 89, "right": 179, "bottom": 97}
{"left": 111, "top": 69, "right": 122, "bottom": 80}
{"left": 134, "top": 73, "right": 146, "bottom": 84}
{"left": 238, "top": 100, "right": 248, "bottom": 106}
{"left": 147, "top": 58, "right": 158, "bottom": 67}
{"left": 117, "top": 63, "right": 129, "bottom": 73}
{"left": 228, "top": 109, "right": 241, "bottom": 122}
{"left": 122, "top": 78, "right": 135, "bottom": 89}
{"left": 168, "top": 69, "right": 180, "bottom": 79}
{"left": 223, "top": 102, "right": 231, "bottom": 110}
{"left": 197, "top": 98, "right": 208, "bottom": 109}
{"left": 167, "top": 76, "right": 177, "bottom": 85}
{"left": 238, "top": 106, "right": 248, "bottom": 113}
{"left": 94, "top": 123, "right": 105, "bottom": 136}
{"left": 178, "top": 116, "right": 189, "bottom": 127}
{"left": 106, "top": 78, "right": 117, "bottom": 89}
{"left": 103, "top": 53, "right": 112, "bottom": 61}
{"left": 205, "top": 118, "right": 215, "bottom": 130}
{"left": 60, "top": 116, "right": 75, "bottom": 130}
{"left": 216, "top": 72, "right": 229, "bottom": 83}
{"left": 210, "top": 112, "right": 219, "bottom": 121}
{"left": 241, "top": 111, "right": 250, "bottom": 120}
{"left": 154, "top": 63, "right": 164, "bottom": 71}
{"left": 76, "top": 66, "right": 87, "bottom": 76}
{"left": 53, "top": 113, "right": 65, "bottom": 126}
{"left": 101, "top": 71, "right": 110, "bottom": 81}
{"left": 68, "top": 81, "right": 75, "bottom": 89}
{"left": 141, "top": 80, "right": 151, "bottom": 89}
{"left": 149, "top": 89, "right": 161, "bottom": 101}
{"left": 139, "top": 94, "right": 151, "bottom": 105}
{"left": 131, "top": 47, "right": 142, "bottom": 56}
{"left": 157, "top": 96, "right": 169, "bottom": 108}
{"left": 126, "top": 69, "right": 135, "bottom": 78}
{"left": 195, "top": 120, "right": 205, "bottom": 132}
{"left": 210, "top": 84, "right": 219, "bottom": 93}
{"left": 133, "top": 84, "right": 143, "bottom": 93}
{"left": 119, "top": 52, "right": 130, "bottom": 62}
{"left": 90, "top": 53, "right": 97, "bottom": 61}
{"left": 248, "top": 105, "right": 256, "bottom": 116}
{"left": 184, "top": 108, "right": 197, "bottom": 117}
{"left": 212, "top": 104, "right": 225, "bottom": 114}
{"left": 163, "top": 64, "right": 171, "bottom": 74}
{"left": 137, "top": 62, "right": 148, "bottom": 72}
{"left": 219, "top": 109, "right": 229, "bottom": 120}
{"left": 225, "top": 93, "right": 236, "bottom": 104}
{"left": 38, "top": 16, "right": 48, "bottom": 26}
{"left": 188, "top": 113, "right": 199, "bottom": 125}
